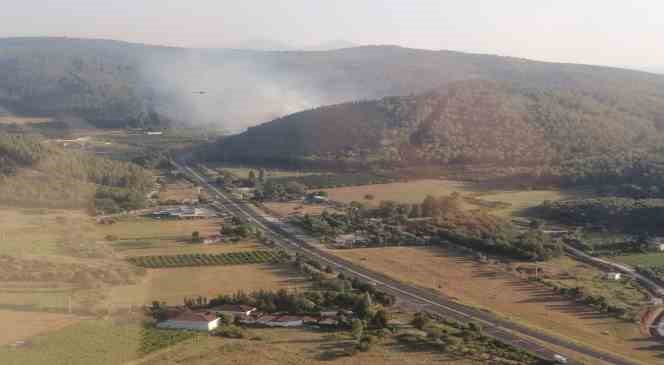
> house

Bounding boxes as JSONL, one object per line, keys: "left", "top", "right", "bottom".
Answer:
{"left": 255, "top": 314, "right": 305, "bottom": 327}
{"left": 157, "top": 310, "right": 220, "bottom": 331}
{"left": 606, "top": 272, "right": 622, "bottom": 281}
{"left": 210, "top": 304, "right": 257, "bottom": 317}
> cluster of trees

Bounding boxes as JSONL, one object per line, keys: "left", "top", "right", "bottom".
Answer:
{"left": 535, "top": 198, "right": 664, "bottom": 235}
{"left": 536, "top": 279, "right": 632, "bottom": 319}
{"left": 406, "top": 312, "right": 541, "bottom": 364}
{"left": 1, "top": 133, "right": 153, "bottom": 211}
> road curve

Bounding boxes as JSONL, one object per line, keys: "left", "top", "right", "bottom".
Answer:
{"left": 174, "top": 159, "right": 644, "bottom": 365}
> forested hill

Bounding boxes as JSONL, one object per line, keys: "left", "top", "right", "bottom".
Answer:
{"left": 0, "top": 133, "right": 152, "bottom": 210}
{"left": 2, "top": 37, "right": 663, "bottom": 129}
{"left": 200, "top": 80, "right": 664, "bottom": 174}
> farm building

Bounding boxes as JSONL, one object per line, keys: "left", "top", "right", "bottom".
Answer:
{"left": 157, "top": 310, "right": 220, "bottom": 331}
{"left": 150, "top": 206, "right": 213, "bottom": 220}
{"left": 210, "top": 304, "right": 256, "bottom": 317}
{"left": 606, "top": 272, "right": 622, "bottom": 281}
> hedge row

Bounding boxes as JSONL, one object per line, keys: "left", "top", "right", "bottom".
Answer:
{"left": 127, "top": 250, "right": 289, "bottom": 268}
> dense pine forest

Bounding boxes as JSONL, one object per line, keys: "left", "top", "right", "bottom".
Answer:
{"left": 201, "top": 80, "right": 664, "bottom": 175}
{"left": 0, "top": 133, "right": 152, "bottom": 211}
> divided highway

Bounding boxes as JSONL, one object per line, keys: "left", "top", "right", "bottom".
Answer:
{"left": 173, "top": 159, "right": 643, "bottom": 365}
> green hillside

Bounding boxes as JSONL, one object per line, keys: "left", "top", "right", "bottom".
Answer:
{"left": 200, "top": 80, "right": 664, "bottom": 173}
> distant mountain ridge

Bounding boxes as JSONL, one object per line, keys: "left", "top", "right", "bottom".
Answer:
{"left": 0, "top": 37, "right": 662, "bottom": 130}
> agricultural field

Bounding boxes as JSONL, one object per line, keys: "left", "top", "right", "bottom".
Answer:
{"left": 126, "top": 250, "right": 289, "bottom": 268}
{"left": 138, "top": 326, "right": 482, "bottom": 365}
{"left": 0, "top": 207, "right": 100, "bottom": 256}
{"left": 0, "top": 310, "right": 80, "bottom": 346}
{"left": 325, "top": 245, "right": 661, "bottom": 365}
{"left": 537, "top": 257, "right": 649, "bottom": 313}
{"left": 157, "top": 178, "right": 201, "bottom": 204}
{"left": 611, "top": 253, "right": 664, "bottom": 267}
{"left": 107, "top": 262, "right": 308, "bottom": 306}
{"left": 263, "top": 202, "right": 340, "bottom": 218}
{"left": 473, "top": 189, "right": 583, "bottom": 217}
{"left": 319, "top": 179, "right": 474, "bottom": 207}
{"left": 0, "top": 319, "right": 201, "bottom": 365}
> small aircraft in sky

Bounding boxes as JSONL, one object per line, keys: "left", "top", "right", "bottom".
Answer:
{"left": 192, "top": 91, "right": 207, "bottom": 95}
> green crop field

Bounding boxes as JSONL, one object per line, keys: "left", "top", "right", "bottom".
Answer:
{"left": 127, "top": 250, "right": 290, "bottom": 269}
{"left": 611, "top": 253, "right": 664, "bottom": 267}
{"left": 0, "top": 320, "right": 201, "bottom": 365}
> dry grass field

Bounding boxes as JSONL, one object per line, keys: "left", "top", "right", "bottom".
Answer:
{"left": 325, "top": 246, "right": 660, "bottom": 365}
{"left": 106, "top": 262, "right": 307, "bottom": 307}
{"left": 0, "top": 310, "right": 80, "bottom": 346}
{"left": 263, "top": 202, "right": 341, "bottom": 218}
{"left": 158, "top": 179, "right": 201, "bottom": 203}
{"left": 137, "top": 327, "right": 480, "bottom": 365}
{"left": 320, "top": 179, "right": 474, "bottom": 207}
{"left": 0, "top": 207, "right": 99, "bottom": 256}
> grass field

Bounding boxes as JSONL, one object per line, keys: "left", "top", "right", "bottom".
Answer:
{"left": 157, "top": 179, "right": 201, "bottom": 204}
{"left": 325, "top": 245, "right": 660, "bottom": 365}
{"left": 0, "top": 310, "right": 80, "bottom": 346}
{"left": 138, "top": 326, "right": 481, "bottom": 365}
{"left": 0, "top": 207, "right": 99, "bottom": 256}
{"left": 0, "top": 319, "right": 204, "bottom": 365}
{"left": 263, "top": 202, "right": 340, "bottom": 218}
{"left": 538, "top": 257, "right": 649, "bottom": 312}
{"left": 474, "top": 189, "right": 582, "bottom": 217}
{"left": 611, "top": 253, "right": 664, "bottom": 267}
{"left": 107, "top": 262, "right": 307, "bottom": 307}
{"left": 319, "top": 179, "right": 473, "bottom": 207}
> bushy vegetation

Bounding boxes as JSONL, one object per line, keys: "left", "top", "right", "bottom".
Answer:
{"left": 127, "top": 250, "right": 289, "bottom": 269}
{"left": 405, "top": 312, "right": 544, "bottom": 364}
{"left": 535, "top": 198, "right": 664, "bottom": 235}
{"left": 139, "top": 327, "right": 200, "bottom": 354}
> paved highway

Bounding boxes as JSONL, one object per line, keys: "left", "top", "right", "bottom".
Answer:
{"left": 174, "top": 159, "right": 644, "bottom": 365}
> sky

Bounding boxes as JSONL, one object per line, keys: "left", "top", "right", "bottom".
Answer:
{"left": 1, "top": 0, "right": 662, "bottom": 71}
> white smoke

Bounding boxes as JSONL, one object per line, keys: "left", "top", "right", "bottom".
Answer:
{"left": 138, "top": 50, "right": 328, "bottom": 131}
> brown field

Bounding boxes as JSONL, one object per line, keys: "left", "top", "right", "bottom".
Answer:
{"left": 320, "top": 179, "right": 473, "bottom": 207}
{"left": 137, "top": 327, "right": 480, "bottom": 365}
{"left": 158, "top": 179, "right": 201, "bottom": 203}
{"left": 106, "top": 262, "right": 307, "bottom": 307}
{"left": 0, "top": 310, "right": 80, "bottom": 346}
{"left": 263, "top": 202, "right": 340, "bottom": 218}
{"left": 326, "top": 246, "right": 660, "bottom": 365}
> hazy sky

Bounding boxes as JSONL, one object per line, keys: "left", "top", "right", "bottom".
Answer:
{"left": 2, "top": 0, "right": 662, "bottom": 70}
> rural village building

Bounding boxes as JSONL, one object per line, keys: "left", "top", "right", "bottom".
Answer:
{"left": 157, "top": 310, "right": 220, "bottom": 332}
{"left": 210, "top": 304, "right": 257, "bottom": 317}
